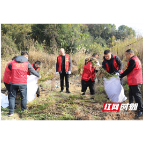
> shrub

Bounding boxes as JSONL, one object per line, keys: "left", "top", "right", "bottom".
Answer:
{"left": 1, "top": 34, "right": 18, "bottom": 57}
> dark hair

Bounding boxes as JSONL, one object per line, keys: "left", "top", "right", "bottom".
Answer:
{"left": 92, "top": 53, "right": 99, "bottom": 57}
{"left": 12, "top": 56, "right": 17, "bottom": 60}
{"left": 104, "top": 50, "right": 111, "bottom": 55}
{"left": 35, "top": 60, "right": 41, "bottom": 65}
{"left": 21, "top": 51, "right": 29, "bottom": 56}
{"left": 126, "top": 49, "right": 134, "bottom": 54}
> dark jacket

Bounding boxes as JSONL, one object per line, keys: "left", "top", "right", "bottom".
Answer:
{"left": 56, "top": 55, "right": 72, "bottom": 73}
{"left": 102, "top": 54, "right": 123, "bottom": 74}
{"left": 8, "top": 56, "right": 40, "bottom": 85}
{"left": 120, "top": 56, "right": 136, "bottom": 78}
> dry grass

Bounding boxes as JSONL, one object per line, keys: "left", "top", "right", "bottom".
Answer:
{"left": 111, "top": 35, "right": 143, "bottom": 62}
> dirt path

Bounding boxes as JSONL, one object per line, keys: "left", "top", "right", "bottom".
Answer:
{"left": 1, "top": 76, "right": 143, "bottom": 120}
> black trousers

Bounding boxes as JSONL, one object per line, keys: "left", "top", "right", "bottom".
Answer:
{"left": 60, "top": 71, "right": 69, "bottom": 91}
{"left": 36, "top": 86, "right": 40, "bottom": 97}
{"left": 129, "top": 84, "right": 143, "bottom": 111}
{"left": 4, "top": 82, "right": 11, "bottom": 100}
{"left": 81, "top": 79, "right": 95, "bottom": 95}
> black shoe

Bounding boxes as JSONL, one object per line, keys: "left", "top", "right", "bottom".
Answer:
{"left": 37, "top": 94, "right": 40, "bottom": 97}
{"left": 66, "top": 90, "right": 71, "bottom": 93}
{"left": 137, "top": 111, "right": 143, "bottom": 117}
{"left": 81, "top": 92, "right": 85, "bottom": 95}
{"left": 7, "top": 113, "right": 13, "bottom": 117}
{"left": 60, "top": 90, "right": 63, "bottom": 93}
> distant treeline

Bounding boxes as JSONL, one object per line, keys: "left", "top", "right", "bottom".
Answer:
{"left": 1, "top": 24, "right": 135, "bottom": 56}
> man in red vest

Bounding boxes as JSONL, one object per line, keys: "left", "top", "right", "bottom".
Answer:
{"left": 81, "top": 59, "right": 96, "bottom": 96}
{"left": 7, "top": 52, "right": 40, "bottom": 117}
{"left": 120, "top": 49, "right": 143, "bottom": 117}
{"left": 56, "top": 48, "right": 72, "bottom": 93}
{"left": 3, "top": 56, "right": 17, "bottom": 101}
{"left": 102, "top": 49, "right": 123, "bottom": 85}
{"left": 29, "top": 60, "right": 41, "bottom": 97}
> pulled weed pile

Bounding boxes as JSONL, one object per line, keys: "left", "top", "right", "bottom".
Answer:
{"left": 85, "top": 57, "right": 117, "bottom": 80}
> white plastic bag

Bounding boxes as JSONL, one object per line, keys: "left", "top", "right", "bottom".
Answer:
{"left": 27, "top": 75, "right": 39, "bottom": 102}
{"left": 1, "top": 75, "right": 39, "bottom": 108}
{"left": 1, "top": 93, "right": 9, "bottom": 108}
{"left": 104, "top": 76, "right": 127, "bottom": 102}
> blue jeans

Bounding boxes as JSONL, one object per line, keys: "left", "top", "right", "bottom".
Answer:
{"left": 9, "top": 84, "right": 27, "bottom": 114}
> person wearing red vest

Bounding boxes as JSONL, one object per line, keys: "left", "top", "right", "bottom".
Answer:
{"left": 56, "top": 48, "right": 72, "bottom": 93}
{"left": 7, "top": 52, "right": 40, "bottom": 117}
{"left": 31, "top": 61, "right": 41, "bottom": 73}
{"left": 102, "top": 49, "right": 123, "bottom": 85}
{"left": 81, "top": 60, "right": 96, "bottom": 96}
{"left": 3, "top": 56, "right": 17, "bottom": 101}
{"left": 29, "top": 61, "right": 41, "bottom": 97}
{"left": 120, "top": 49, "right": 143, "bottom": 117}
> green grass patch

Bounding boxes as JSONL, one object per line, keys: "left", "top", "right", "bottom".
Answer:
{"left": 93, "top": 94, "right": 109, "bottom": 104}
{"left": 58, "top": 114, "right": 76, "bottom": 120}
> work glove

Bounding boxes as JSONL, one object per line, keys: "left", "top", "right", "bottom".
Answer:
{"left": 96, "top": 61, "right": 100, "bottom": 66}
{"left": 56, "top": 72, "right": 59, "bottom": 75}
{"left": 115, "top": 72, "right": 119, "bottom": 76}
{"left": 67, "top": 71, "right": 71, "bottom": 74}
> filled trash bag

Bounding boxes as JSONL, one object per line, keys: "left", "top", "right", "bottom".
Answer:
{"left": 27, "top": 75, "right": 39, "bottom": 102}
{"left": 104, "top": 76, "right": 127, "bottom": 102}
{"left": 1, "top": 93, "right": 9, "bottom": 108}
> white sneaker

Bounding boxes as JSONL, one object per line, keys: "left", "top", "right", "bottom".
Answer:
{"left": 7, "top": 113, "right": 13, "bottom": 117}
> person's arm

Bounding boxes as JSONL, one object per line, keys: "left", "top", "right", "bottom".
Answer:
{"left": 8, "top": 63, "right": 12, "bottom": 71}
{"left": 56, "top": 57, "right": 58, "bottom": 72}
{"left": 120, "top": 59, "right": 136, "bottom": 78}
{"left": 28, "top": 63, "right": 40, "bottom": 77}
{"left": 102, "top": 61, "right": 106, "bottom": 70}
{"left": 69, "top": 55, "right": 72, "bottom": 71}
{"left": 115, "top": 56, "right": 123, "bottom": 73}
{"left": 36, "top": 68, "right": 40, "bottom": 74}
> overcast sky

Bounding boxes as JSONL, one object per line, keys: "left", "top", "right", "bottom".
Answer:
{"left": 115, "top": 23, "right": 143, "bottom": 36}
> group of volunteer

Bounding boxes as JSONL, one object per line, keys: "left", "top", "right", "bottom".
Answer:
{"left": 56, "top": 48, "right": 143, "bottom": 117}
{"left": 2, "top": 52, "right": 41, "bottom": 116}
{"left": 2, "top": 48, "right": 143, "bottom": 118}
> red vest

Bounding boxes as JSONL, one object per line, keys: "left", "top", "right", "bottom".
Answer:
{"left": 11, "top": 60, "right": 28, "bottom": 84}
{"left": 3, "top": 61, "right": 12, "bottom": 84}
{"left": 127, "top": 56, "right": 143, "bottom": 85}
{"left": 31, "top": 63, "right": 40, "bottom": 72}
{"left": 81, "top": 61, "right": 95, "bottom": 81}
{"left": 105, "top": 55, "right": 123, "bottom": 74}
{"left": 58, "top": 54, "right": 69, "bottom": 72}
{"left": 27, "top": 63, "right": 40, "bottom": 75}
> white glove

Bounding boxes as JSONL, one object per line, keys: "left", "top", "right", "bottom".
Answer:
{"left": 115, "top": 72, "right": 119, "bottom": 76}
{"left": 96, "top": 61, "right": 100, "bottom": 66}
{"left": 68, "top": 71, "right": 71, "bottom": 74}
{"left": 56, "top": 72, "right": 59, "bottom": 75}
